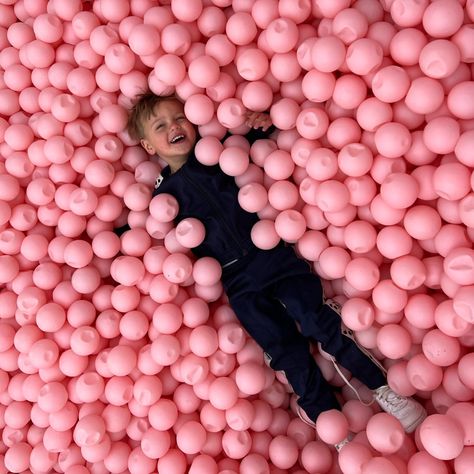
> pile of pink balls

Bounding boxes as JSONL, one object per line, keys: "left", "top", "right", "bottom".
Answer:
{"left": 0, "top": 0, "right": 474, "bottom": 472}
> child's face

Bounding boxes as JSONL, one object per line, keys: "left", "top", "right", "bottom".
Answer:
{"left": 140, "top": 99, "right": 197, "bottom": 171}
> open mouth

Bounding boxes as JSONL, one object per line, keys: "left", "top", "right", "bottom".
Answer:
{"left": 170, "top": 134, "right": 185, "bottom": 144}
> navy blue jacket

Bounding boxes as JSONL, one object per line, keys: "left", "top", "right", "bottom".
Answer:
{"left": 152, "top": 127, "right": 274, "bottom": 268}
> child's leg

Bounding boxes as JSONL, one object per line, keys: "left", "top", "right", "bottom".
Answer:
{"left": 271, "top": 272, "right": 387, "bottom": 390}
{"left": 228, "top": 290, "right": 340, "bottom": 421}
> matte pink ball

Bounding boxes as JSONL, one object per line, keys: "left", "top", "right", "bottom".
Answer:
{"left": 406, "top": 353, "right": 443, "bottom": 391}
{"left": 316, "top": 409, "right": 349, "bottom": 444}
{"left": 154, "top": 54, "right": 186, "bottom": 86}
{"left": 188, "top": 55, "right": 220, "bottom": 89}
{"left": 296, "top": 107, "right": 329, "bottom": 140}
{"left": 220, "top": 146, "right": 249, "bottom": 177}
{"left": 345, "top": 38, "right": 383, "bottom": 76}
{"left": 422, "top": 0, "right": 464, "bottom": 38}
{"left": 444, "top": 247, "right": 474, "bottom": 286}
{"left": 266, "top": 17, "right": 298, "bottom": 53}
{"left": 274, "top": 210, "right": 306, "bottom": 243}
{"left": 448, "top": 81, "right": 474, "bottom": 120}
{"left": 184, "top": 94, "right": 214, "bottom": 126}
{"left": 338, "top": 441, "right": 373, "bottom": 474}
{"left": 419, "top": 39, "right": 461, "bottom": 79}
{"left": 338, "top": 143, "right": 373, "bottom": 177}
{"left": 209, "top": 377, "right": 239, "bottom": 410}
{"left": 362, "top": 457, "right": 399, "bottom": 474}
{"left": 372, "top": 65, "right": 410, "bottom": 103}
{"left": 366, "top": 412, "right": 405, "bottom": 454}
{"left": 269, "top": 435, "right": 299, "bottom": 469}
{"left": 193, "top": 257, "right": 222, "bottom": 286}
{"left": 390, "top": 255, "right": 426, "bottom": 290}
{"left": 151, "top": 334, "right": 180, "bottom": 366}
{"left": 380, "top": 173, "right": 418, "bottom": 210}
{"left": 251, "top": 219, "right": 280, "bottom": 250}
{"left": 176, "top": 421, "right": 206, "bottom": 454}
{"left": 419, "top": 414, "right": 464, "bottom": 461}
{"left": 225, "top": 12, "right": 257, "bottom": 46}
{"left": 175, "top": 217, "right": 206, "bottom": 248}
{"left": 453, "top": 286, "right": 474, "bottom": 325}
{"left": 73, "top": 414, "right": 106, "bottom": 448}
{"left": 345, "top": 257, "right": 380, "bottom": 292}
{"left": 316, "top": 180, "right": 350, "bottom": 212}
{"left": 341, "top": 298, "right": 374, "bottom": 331}
{"left": 374, "top": 122, "right": 412, "bottom": 159}
{"left": 311, "top": 36, "right": 346, "bottom": 72}
{"left": 405, "top": 76, "right": 444, "bottom": 115}
{"left": 376, "top": 324, "right": 412, "bottom": 359}
{"left": 422, "top": 329, "right": 460, "bottom": 367}
{"left": 162, "top": 253, "right": 193, "bottom": 284}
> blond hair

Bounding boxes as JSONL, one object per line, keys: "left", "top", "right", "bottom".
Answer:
{"left": 126, "top": 91, "right": 177, "bottom": 141}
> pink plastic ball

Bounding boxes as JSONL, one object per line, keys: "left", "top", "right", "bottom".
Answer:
{"left": 338, "top": 143, "right": 373, "bottom": 177}
{"left": 316, "top": 409, "right": 349, "bottom": 445}
{"left": 268, "top": 435, "right": 299, "bottom": 469}
{"left": 419, "top": 414, "right": 464, "bottom": 461}
{"left": 188, "top": 55, "right": 220, "bottom": 89}
{"left": 406, "top": 353, "right": 443, "bottom": 391}
{"left": 422, "top": 0, "right": 464, "bottom": 38}
{"left": 345, "top": 257, "right": 380, "bottom": 292}
{"left": 419, "top": 39, "right": 461, "bottom": 79}
{"left": 184, "top": 94, "right": 214, "bottom": 126}
{"left": 366, "top": 412, "right": 405, "bottom": 454}
{"left": 226, "top": 12, "right": 257, "bottom": 46}
{"left": 175, "top": 218, "right": 206, "bottom": 248}
{"left": 192, "top": 257, "right": 222, "bottom": 287}
{"left": 374, "top": 123, "right": 412, "bottom": 159}
{"left": 376, "top": 324, "right": 412, "bottom": 359}
{"left": 251, "top": 219, "right": 280, "bottom": 250}
{"left": 346, "top": 38, "right": 383, "bottom": 75}
{"left": 220, "top": 146, "right": 249, "bottom": 177}
{"left": 274, "top": 210, "right": 306, "bottom": 243}
{"left": 176, "top": 421, "right": 206, "bottom": 454}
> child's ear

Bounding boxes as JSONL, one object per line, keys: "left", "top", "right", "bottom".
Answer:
{"left": 140, "top": 139, "right": 155, "bottom": 155}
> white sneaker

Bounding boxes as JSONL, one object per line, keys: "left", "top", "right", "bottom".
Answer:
{"left": 334, "top": 433, "right": 354, "bottom": 452}
{"left": 374, "top": 385, "right": 427, "bottom": 433}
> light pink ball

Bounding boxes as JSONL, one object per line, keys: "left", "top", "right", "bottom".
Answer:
{"left": 268, "top": 435, "right": 299, "bottom": 469}
{"left": 220, "top": 146, "right": 249, "bottom": 177}
{"left": 274, "top": 210, "right": 306, "bottom": 243}
{"left": 345, "top": 38, "right": 383, "bottom": 76}
{"left": 345, "top": 257, "right": 380, "bottom": 292}
{"left": 419, "top": 414, "right": 464, "bottom": 461}
{"left": 419, "top": 39, "right": 461, "bottom": 79}
{"left": 311, "top": 35, "right": 346, "bottom": 72}
{"left": 444, "top": 247, "right": 474, "bottom": 286}
{"left": 366, "top": 412, "right": 405, "bottom": 454}
{"left": 266, "top": 17, "right": 299, "bottom": 53}
{"left": 405, "top": 76, "right": 445, "bottom": 115}
{"left": 448, "top": 81, "right": 474, "bottom": 120}
{"left": 316, "top": 409, "right": 349, "bottom": 444}
{"left": 422, "top": 329, "right": 460, "bottom": 367}
{"left": 376, "top": 324, "right": 412, "bottom": 359}
{"left": 175, "top": 217, "right": 206, "bottom": 248}
{"left": 390, "top": 255, "right": 426, "bottom": 290}
{"left": 251, "top": 219, "right": 280, "bottom": 250}
{"left": 422, "top": 0, "right": 464, "bottom": 38}
{"left": 380, "top": 172, "right": 418, "bottom": 210}
{"left": 406, "top": 353, "right": 443, "bottom": 391}
{"left": 374, "top": 122, "right": 412, "bottom": 159}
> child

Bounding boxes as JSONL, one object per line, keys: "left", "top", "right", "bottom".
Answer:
{"left": 125, "top": 91, "right": 427, "bottom": 441}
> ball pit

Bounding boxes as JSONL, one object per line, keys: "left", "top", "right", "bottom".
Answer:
{"left": 0, "top": 0, "right": 473, "bottom": 473}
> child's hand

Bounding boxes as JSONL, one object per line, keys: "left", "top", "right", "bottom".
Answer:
{"left": 245, "top": 111, "right": 273, "bottom": 132}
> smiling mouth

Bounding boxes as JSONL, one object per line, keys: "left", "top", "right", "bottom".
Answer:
{"left": 170, "top": 134, "right": 185, "bottom": 144}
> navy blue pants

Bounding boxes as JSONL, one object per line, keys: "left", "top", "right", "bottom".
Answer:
{"left": 222, "top": 244, "right": 387, "bottom": 421}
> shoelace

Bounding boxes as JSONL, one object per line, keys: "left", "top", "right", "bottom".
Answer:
{"left": 329, "top": 355, "right": 376, "bottom": 407}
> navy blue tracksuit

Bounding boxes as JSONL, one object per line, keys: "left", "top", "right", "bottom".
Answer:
{"left": 147, "top": 131, "right": 386, "bottom": 421}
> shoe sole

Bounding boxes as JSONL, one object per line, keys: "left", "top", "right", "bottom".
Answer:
{"left": 403, "top": 408, "right": 427, "bottom": 434}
